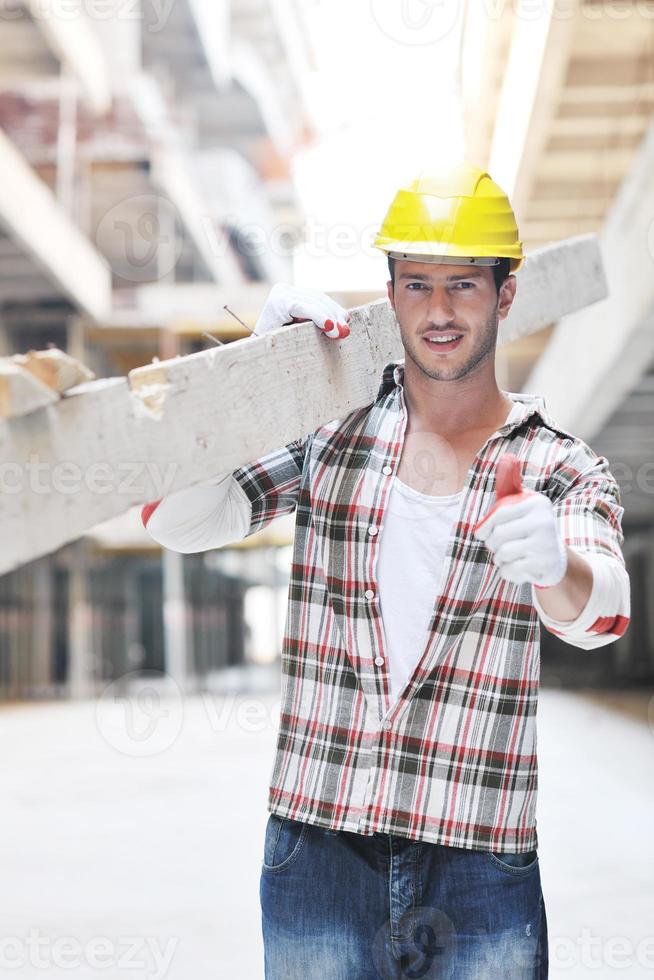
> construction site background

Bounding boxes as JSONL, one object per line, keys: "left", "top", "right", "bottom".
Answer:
{"left": 0, "top": 2, "right": 653, "bottom": 978}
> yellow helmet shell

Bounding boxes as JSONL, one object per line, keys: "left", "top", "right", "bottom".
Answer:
{"left": 373, "top": 163, "right": 524, "bottom": 272}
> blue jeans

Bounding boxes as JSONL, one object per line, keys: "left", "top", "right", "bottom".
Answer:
{"left": 260, "top": 814, "right": 548, "bottom": 979}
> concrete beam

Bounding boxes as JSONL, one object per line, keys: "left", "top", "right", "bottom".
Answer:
{"left": 489, "top": 0, "right": 577, "bottom": 217}
{"left": 521, "top": 219, "right": 602, "bottom": 244}
{"left": 149, "top": 143, "right": 234, "bottom": 285}
{"left": 0, "top": 235, "right": 607, "bottom": 573}
{"left": 266, "top": 0, "right": 317, "bottom": 120}
{"left": 0, "top": 130, "right": 112, "bottom": 320}
{"left": 99, "top": 283, "right": 387, "bottom": 333}
{"left": 525, "top": 121, "right": 654, "bottom": 441}
{"left": 497, "top": 235, "right": 606, "bottom": 344}
{"left": 536, "top": 149, "right": 642, "bottom": 183}
{"left": 186, "top": 0, "right": 232, "bottom": 90}
{"left": 550, "top": 115, "right": 648, "bottom": 138}
{"left": 28, "top": 0, "right": 112, "bottom": 114}
{"left": 461, "top": 0, "right": 516, "bottom": 167}
{"left": 231, "top": 39, "right": 294, "bottom": 156}
{"left": 67, "top": 543, "right": 94, "bottom": 698}
{"left": 130, "top": 74, "right": 244, "bottom": 286}
{"left": 162, "top": 549, "right": 191, "bottom": 689}
{"left": 0, "top": 362, "right": 58, "bottom": 419}
{"left": 559, "top": 82, "right": 654, "bottom": 108}
{"left": 120, "top": 282, "right": 272, "bottom": 329}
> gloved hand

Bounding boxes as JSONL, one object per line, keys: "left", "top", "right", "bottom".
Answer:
{"left": 254, "top": 283, "right": 351, "bottom": 340}
{"left": 473, "top": 455, "right": 568, "bottom": 588}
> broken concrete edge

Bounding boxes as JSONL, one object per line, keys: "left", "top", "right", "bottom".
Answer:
{"left": 0, "top": 361, "right": 59, "bottom": 420}
{"left": 122, "top": 301, "right": 387, "bottom": 420}
{"left": 0, "top": 346, "right": 99, "bottom": 420}
{"left": 17, "top": 348, "right": 96, "bottom": 392}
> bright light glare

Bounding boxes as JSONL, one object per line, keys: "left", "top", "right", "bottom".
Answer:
{"left": 290, "top": 1, "right": 465, "bottom": 291}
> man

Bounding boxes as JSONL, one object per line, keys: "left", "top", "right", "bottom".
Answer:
{"left": 142, "top": 164, "right": 630, "bottom": 979}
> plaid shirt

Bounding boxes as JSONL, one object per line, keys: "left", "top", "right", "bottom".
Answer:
{"left": 191, "top": 360, "right": 631, "bottom": 852}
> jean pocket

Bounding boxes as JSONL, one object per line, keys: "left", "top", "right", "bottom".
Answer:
{"left": 486, "top": 848, "right": 539, "bottom": 875}
{"left": 262, "top": 813, "right": 310, "bottom": 873}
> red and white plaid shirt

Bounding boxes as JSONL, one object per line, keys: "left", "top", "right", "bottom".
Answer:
{"left": 147, "top": 359, "right": 630, "bottom": 852}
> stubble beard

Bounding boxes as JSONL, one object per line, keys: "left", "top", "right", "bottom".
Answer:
{"left": 402, "top": 306, "right": 500, "bottom": 382}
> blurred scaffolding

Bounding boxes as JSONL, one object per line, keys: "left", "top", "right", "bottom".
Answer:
{"left": 0, "top": 0, "right": 324, "bottom": 697}
{"left": 0, "top": 0, "right": 653, "bottom": 701}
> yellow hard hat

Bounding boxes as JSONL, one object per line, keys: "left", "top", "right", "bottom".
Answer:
{"left": 373, "top": 162, "right": 524, "bottom": 272}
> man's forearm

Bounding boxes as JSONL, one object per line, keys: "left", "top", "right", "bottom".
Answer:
{"left": 533, "top": 546, "right": 593, "bottom": 622}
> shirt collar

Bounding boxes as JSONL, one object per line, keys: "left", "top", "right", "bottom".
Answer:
{"left": 375, "top": 359, "right": 561, "bottom": 435}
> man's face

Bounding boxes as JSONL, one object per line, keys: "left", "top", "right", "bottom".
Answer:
{"left": 387, "top": 259, "right": 516, "bottom": 382}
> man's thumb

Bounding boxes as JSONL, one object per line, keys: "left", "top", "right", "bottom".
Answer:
{"left": 495, "top": 453, "right": 523, "bottom": 500}
{"left": 473, "top": 453, "right": 527, "bottom": 536}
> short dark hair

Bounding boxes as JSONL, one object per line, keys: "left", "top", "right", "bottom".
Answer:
{"left": 387, "top": 255, "right": 511, "bottom": 294}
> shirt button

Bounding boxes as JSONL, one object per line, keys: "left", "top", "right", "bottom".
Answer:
{"left": 364, "top": 589, "right": 375, "bottom": 599}
{"left": 368, "top": 525, "right": 378, "bottom": 536}
{"left": 374, "top": 656, "right": 384, "bottom": 666}
{"left": 381, "top": 719, "right": 392, "bottom": 730}
{"left": 382, "top": 465, "right": 393, "bottom": 475}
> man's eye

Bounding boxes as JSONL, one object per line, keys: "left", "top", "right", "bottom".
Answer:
{"left": 406, "top": 282, "right": 426, "bottom": 290}
{"left": 453, "top": 282, "right": 474, "bottom": 290}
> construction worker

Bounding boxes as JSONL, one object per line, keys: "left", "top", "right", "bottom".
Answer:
{"left": 142, "top": 163, "right": 630, "bottom": 979}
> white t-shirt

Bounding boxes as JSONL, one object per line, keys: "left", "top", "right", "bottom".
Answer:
{"left": 376, "top": 478, "right": 464, "bottom": 706}
{"left": 376, "top": 401, "right": 524, "bottom": 706}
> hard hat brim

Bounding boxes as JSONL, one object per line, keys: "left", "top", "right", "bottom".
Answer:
{"left": 381, "top": 248, "right": 523, "bottom": 273}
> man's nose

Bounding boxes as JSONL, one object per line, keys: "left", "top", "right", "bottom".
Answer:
{"left": 427, "top": 286, "right": 456, "bottom": 324}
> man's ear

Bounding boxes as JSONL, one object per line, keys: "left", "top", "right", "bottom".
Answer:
{"left": 497, "top": 274, "right": 517, "bottom": 321}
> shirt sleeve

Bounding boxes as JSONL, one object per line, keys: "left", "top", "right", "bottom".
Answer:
{"left": 230, "top": 434, "right": 311, "bottom": 536}
{"left": 532, "top": 443, "right": 630, "bottom": 648}
{"left": 140, "top": 434, "right": 310, "bottom": 553}
{"left": 532, "top": 550, "right": 630, "bottom": 649}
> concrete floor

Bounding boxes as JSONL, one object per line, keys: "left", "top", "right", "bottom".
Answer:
{"left": 0, "top": 683, "right": 652, "bottom": 979}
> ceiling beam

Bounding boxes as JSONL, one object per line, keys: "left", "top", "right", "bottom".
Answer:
{"left": 185, "top": 0, "right": 232, "bottom": 90}
{"left": 566, "top": 55, "right": 654, "bottom": 87}
{"left": 521, "top": 219, "right": 602, "bottom": 242}
{"left": 130, "top": 74, "right": 245, "bottom": 286}
{"left": 27, "top": 0, "right": 111, "bottom": 114}
{"left": 0, "top": 129, "right": 111, "bottom": 320}
{"left": 461, "top": 0, "right": 516, "bottom": 167}
{"left": 559, "top": 81, "right": 654, "bottom": 107}
{"left": 525, "top": 121, "right": 654, "bottom": 441}
{"left": 527, "top": 198, "right": 613, "bottom": 219}
{"left": 550, "top": 114, "right": 649, "bottom": 137}
{"left": 531, "top": 178, "right": 621, "bottom": 200}
{"left": 536, "top": 148, "right": 642, "bottom": 181}
{"left": 489, "top": 0, "right": 578, "bottom": 217}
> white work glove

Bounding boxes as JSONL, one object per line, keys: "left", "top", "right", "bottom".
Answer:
{"left": 473, "top": 454, "right": 568, "bottom": 588}
{"left": 254, "top": 283, "right": 351, "bottom": 340}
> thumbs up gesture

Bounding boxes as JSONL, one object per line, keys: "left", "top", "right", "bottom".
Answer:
{"left": 473, "top": 454, "right": 568, "bottom": 588}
